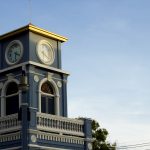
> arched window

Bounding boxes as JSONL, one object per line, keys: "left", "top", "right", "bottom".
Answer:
{"left": 5, "top": 82, "right": 19, "bottom": 115}
{"left": 41, "top": 82, "right": 55, "bottom": 115}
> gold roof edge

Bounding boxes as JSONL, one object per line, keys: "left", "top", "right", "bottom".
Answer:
{"left": 0, "top": 24, "right": 68, "bottom": 42}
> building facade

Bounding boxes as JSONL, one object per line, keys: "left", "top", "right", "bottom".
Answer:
{"left": 0, "top": 24, "right": 92, "bottom": 150}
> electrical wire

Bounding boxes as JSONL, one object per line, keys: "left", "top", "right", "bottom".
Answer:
{"left": 116, "top": 142, "right": 150, "bottom": 149}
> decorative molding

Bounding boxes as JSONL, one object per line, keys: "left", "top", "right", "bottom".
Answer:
{"left": 28, "top": 129, "right": 85, "bottom": 148}
{"left": 6, "top": 73, "right": 15, "bottom": 80}
{"left": 29, "top": 61, "right": 69, "bottom": 75}
{"left": 37, "top": 112, "right": 84, "bottom": 137}
{"left": 0, "top": 61, "right": 69, "bottom": 75}
{"left": 28, "top": 129, "right": 38, "bottom": 134}
{"left": 31, "top": 135, "right": 37, "bottom": 143}
{"left": 47, "top": 72, "right": 53, "bottom": 81}
{"left": 29, "top": 70, "right": 67, "bottom": 83}
{"left": 0, "top": 131, "right": 21, "bottom": 142}
{"left": 0, "top": 62, "right": 29, "bottom": 73}
{"left": 57, "top": 81, "right": 62, "bottom": 88}
{"left": 28, "top": 144, "right": 67, "bottom": 150}
{"left": 37, "top": 131, "right": 84, "bottom": 145}
{"left": 29, "top": 70, "right": 45, "bottom": 77}
{"left": 0, "top": 113, "right": 21, "bottom": 134}
{"left": 0, "top": 24, "right": 68, "bottom": 42}
{"left": 34, "top": 75, "right": 39, "bottom": 82}
{"left": 88, "top": 143, "right": 92, "bottom": 150}
{"left": 0, "top": 74, "right": 22, "bottom": 83}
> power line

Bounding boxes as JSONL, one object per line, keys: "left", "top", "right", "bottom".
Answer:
{"left": 116, "top": 142, "right": 150, "bottom": 149}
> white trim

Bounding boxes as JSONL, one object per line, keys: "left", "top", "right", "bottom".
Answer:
{"left": 0, "top": 74, "right": 22, "bottom": 83}
{"left": 0, "top": 61, "right": 69, "bottom": 75}
{"left": 0, "top": 61, "right": 29, "bottom": 73}
{"left": 1, "top": 146, "right": 21, "bottom": 150}
{"left": 41, "top": 92, "right": 54, "bottom": 97}
{"left": 38, "top": 78, "right": 60, "bottom": 115}
{"left": 5, "top": 40, "right": 23, "bottom": 65}
{"left": 28, "top": 144, "right": 68, "bottom": 150}
{"left": 0, "top": 126, "right": 21, "bottom": 134}
{"left": 0, "top": 72, "right": 66, "bottom": 83}
{"left": 1, "top": 79, "right": 21, "bottom": 117}
{"left": 29, "top": 70, "right": 45, "bottom": 77}
{"left": 29, "top": 61, "right": 69, "bottom": 75}
{"left": 29, "top": 70, "right": 67, "bottom": 82}
{"left": 5, "top": 92, "right": 19, "bottom": 98}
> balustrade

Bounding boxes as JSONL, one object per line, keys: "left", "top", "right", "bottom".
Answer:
{"left": 0, "top": 131, "right": 21, "bottom": 142}
{"left": 37, "top": 112, "right": 85, "bottom": 137}
{"left": 37, "top": 131, "right": 84, "bottom": 145}
{"left": 0, "top": 113, "right": 21, "bottom": 133}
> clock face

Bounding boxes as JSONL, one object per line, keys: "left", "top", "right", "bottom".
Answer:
{"left": 5, "top": 40, "right": 23, "bottom": 65}
{"left": 36, "top": 40, "right": 55, "bottom": 65}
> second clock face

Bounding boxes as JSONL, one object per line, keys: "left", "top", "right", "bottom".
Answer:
{"left": 36, "top": 40, "right": 55, "bottom": 65}
{"left": 5, "top": 40, "right": 23, "bottom": 65}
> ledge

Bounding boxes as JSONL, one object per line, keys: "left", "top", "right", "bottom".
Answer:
{"left": 0, "top": 24, "right": 68, "bottom": 42}
{"left": 0, "top": 61, "right": 70, "bottom": 75}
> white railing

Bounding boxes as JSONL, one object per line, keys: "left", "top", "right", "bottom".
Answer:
{"left": 37, "top": 112, "right": 85, "bottom": 137}
{"left": 0, "top": 131, "right": 21, "bottom": 142}
{"left": 37, "top": 131, "right": 84, "bottom": 145}
{"left": 0, "top": 114, "right": 21, "bottom": 134}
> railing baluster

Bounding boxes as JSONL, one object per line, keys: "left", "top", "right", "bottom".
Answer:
{"left": 0, "top": 114, "right": 21, "bottom": 133}
{"left": 36, "top": 112, "right": 84, "bottom": 137}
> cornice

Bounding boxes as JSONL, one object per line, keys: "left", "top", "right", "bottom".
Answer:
{"left": 0, "top": 61, "right": 70, "bottom": 75}
{"left": 0, "top": 24, "right": 68, "bottom": 42}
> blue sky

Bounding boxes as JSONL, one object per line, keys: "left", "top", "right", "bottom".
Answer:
{"left": 1, "top": 0, "right": 150, "bottom": 148}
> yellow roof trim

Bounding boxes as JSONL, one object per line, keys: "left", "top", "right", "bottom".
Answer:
{"left": 0, "top": 24, "right": 68, "bottom": 42}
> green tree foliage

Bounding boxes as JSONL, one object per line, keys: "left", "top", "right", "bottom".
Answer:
{"left": 92, "top": 120, "right": 116, "bottom": 150}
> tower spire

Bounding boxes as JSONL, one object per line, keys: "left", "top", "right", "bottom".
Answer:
{"left": 28, "top": 0, "right": 32, "bottom": 24}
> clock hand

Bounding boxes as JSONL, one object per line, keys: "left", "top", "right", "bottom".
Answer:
{"left": 13, "top": 52, "right": 16, "bottom": 60}
{"left": 41, "top": 51, "right": 49, "bottom": 59}
{"left": 15, "top": 52, "right": 20, "bottom": 56}
{"left": 14, "top": 52, "right": 20, "bottom": 60}
{"left": 41, "top": 51, "right": 45, "bottom": 60}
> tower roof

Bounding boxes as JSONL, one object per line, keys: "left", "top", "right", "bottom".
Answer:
{"left": 0, "top": 24, "right": 68, "bottom": 42}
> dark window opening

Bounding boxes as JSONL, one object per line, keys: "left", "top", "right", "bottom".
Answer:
{"left": 5, "top": 82, "right": 19, "bottom": 115}
{"left": 41, "top": 96, "right": 55, "bottom": 115}
{"left": 6, "top": 95, "right": 19, "bottom": 115}
{"left": 6, "top": 82, "right": 18, "bottom": 95}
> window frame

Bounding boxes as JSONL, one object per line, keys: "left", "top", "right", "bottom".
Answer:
{"left": 1, "top": 79, "right": 21, "bottom": 117}
{"left": 38, "top": 78, "right": 60, "bottom": 116}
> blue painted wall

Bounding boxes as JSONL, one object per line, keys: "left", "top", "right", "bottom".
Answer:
{"left": 0, "top": 31, "right": 29, "bottom": 70}
{"left": 0, "top": 28, "right": 92, "bottom": 150}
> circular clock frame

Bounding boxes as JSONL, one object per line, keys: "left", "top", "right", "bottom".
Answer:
{"left": 5, "top": 40, "right": 23, "bottom": 65}
{"left": 36, "top": 40, "right": 55, "bottom": 65}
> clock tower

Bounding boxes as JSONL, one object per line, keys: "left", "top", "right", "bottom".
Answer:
{"left": 0, "top": 24, "right": 92, "bottom": 150}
